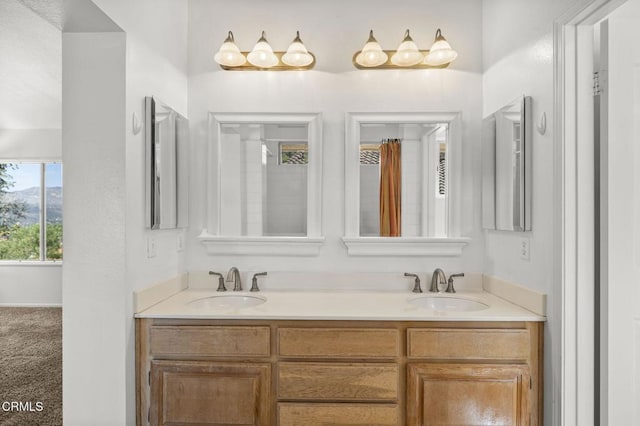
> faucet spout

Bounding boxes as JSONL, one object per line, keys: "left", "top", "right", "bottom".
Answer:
{"left": 226, "top": 267, "right": 242, "bottom": 291}
{"left": 429, "top": 268, "right": 447, "bottom": 293}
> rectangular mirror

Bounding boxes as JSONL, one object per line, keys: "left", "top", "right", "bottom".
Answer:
{"left": 145, "top": 96, "right": 189, "bottom": 229}
{"left": 482, "top": 95, "right": 532, "bottom": 231}
{"left": 343, "top": 112, "right": 468, "bottom": 256}
{"left": 201, "top": 113, "right": 324, "bottom": 255}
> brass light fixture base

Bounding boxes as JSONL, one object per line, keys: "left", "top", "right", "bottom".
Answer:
{"left": 352, "top": 50, "right": 449, "bottom": 70}
{"left": 220, "top": 51, "right": 316, "bottom": 71}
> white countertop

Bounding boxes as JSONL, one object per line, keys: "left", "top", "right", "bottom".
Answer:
{"left": 135, "top": 289, "right": 545, "bottom": 322}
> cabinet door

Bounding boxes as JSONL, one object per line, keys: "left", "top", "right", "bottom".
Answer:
{"left": 407, "top": 363, "right": 530, "bottom": 426}
{"left": 149, "top": 360, "right": 270, "bottom": 426}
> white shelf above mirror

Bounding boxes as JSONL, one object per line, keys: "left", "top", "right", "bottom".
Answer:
{"left": 344, "top": 112, "right": 468, "bottom": 256}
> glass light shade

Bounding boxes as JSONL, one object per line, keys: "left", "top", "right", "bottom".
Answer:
{"left": 423, "top": 29, "right": 458, "bottom": 66}
{"left": 247, "top": 31, "right": 279, "bottom": 68}
{"left": 282, "top": 31, "right": 314, "bottom": 67}
{"left": 355, "top": 30, "right": 388, "bottom": 67}
{"left": 390, "top": 30, "right": 424, "bottom": 67}
{"left": 214, "top": 31, "right": 246, "bottom": 67}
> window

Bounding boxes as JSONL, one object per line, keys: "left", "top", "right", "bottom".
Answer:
{"left": 279, "top": 142, "right": 308, "bottom": 165}
{"left": 0, "top": 162, "right": 63, "bottom": 261}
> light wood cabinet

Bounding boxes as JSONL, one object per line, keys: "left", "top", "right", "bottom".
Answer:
{"left": 137, "top": 319, "right": 542, "bottom": 426}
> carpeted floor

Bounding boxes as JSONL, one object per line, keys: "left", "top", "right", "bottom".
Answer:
{"left": 0, "top": 307, "right": 62, "bottom": 426}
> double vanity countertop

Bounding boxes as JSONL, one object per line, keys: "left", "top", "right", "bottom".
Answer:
{"left": 135, "top": 288, "right": 545, "bottom": 322}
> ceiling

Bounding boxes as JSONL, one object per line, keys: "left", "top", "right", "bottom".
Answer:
{"left": 0, "top": 0, "right": 61, "bottom": 129}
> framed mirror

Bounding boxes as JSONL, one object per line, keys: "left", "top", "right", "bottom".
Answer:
{"left": 343, "top": 112, "right": 468, "bottom": 256}
{"left": 482, "top": 96, "right": 532, "bottom": 231}
{"left": 145, "top": 96, "right": 189, "bottom": 229}
{"left": 201, "top": 113, "right": 323, "bottom": 255}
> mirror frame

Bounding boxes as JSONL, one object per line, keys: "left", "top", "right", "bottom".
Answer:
{"left": 343, "top": 112, "right": 468, "bottom": 256}
{"left": 200, "top": 112, "right": 324, "bottom": 255}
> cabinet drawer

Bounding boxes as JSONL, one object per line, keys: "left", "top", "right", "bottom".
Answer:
{"left": 278, "top": 362, "right": 398, "bottom": 401}
{"left": 407, "top": 328, "right": 529, "bottom": 360}
{"left": 149, "top": 326, "right": 270, "bottom": 357}
{"left": 278, "top": 327, "right": 399, "bottom": 358}
{"left": 278, "top": 403, "right": 398, "bottom": 426}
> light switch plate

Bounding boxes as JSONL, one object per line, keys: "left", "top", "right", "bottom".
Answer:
{"left": 147, "top": 236, "right": 157, "bottom": 258}
{"left": 520, "top": 237, "right": 530, "bottom": 260}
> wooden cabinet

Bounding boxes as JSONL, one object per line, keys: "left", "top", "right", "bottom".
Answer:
{"left": 149, "top": 361, "right": 270, "bottom": 425}
{"left": 407, "top": 363, "right": 530, "bottom": 426}
{"left": 137, "top": 320, "right": 542, "bottom": 426}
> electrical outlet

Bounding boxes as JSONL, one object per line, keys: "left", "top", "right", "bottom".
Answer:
{"left": 176, "top": 233, "right": 184, "bottom": 252}
{"left": 147, "top": 236, "right": 157, "bottom": 258}
{"left": 520, "top": 237, "right": 530, "bottom": 260}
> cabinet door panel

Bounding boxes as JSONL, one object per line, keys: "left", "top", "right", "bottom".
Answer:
{"left": 407, "top": 363, "right": 529, "bottom": 426}
{"left": 150, "top": 360, "right": 270, "bottom": 426}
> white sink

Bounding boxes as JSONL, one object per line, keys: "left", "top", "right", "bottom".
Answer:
{"left": 188, "top": 294, "right": 267, "bottom": 310}
{"left": 408, "top": 295, "right": 489, "bottom": 312}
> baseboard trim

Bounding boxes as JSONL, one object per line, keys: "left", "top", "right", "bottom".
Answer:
{"left": 0, "top": 303, "right": 62, "bottom": 307}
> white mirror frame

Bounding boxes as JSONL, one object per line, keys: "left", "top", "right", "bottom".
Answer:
{"left": 343, "top": 112, "right": 469, "bottom": 256}
{"left": 199, "top": 112, "right": 324, "bottom": 255}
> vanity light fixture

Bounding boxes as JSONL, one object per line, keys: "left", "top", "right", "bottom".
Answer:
{"left": 214, "top": 30, "right": 316, "bottom": 71}
{"left": 423, "top": 29, "right": 458, "bottom": 66}
{"left": 353, "top": 28, "right": 458, "bottom": 70}
{"left": 213, "top": 31, "right": 247, "bottom": 67}
{"left": 390, "top": 30, "right": 423, "bottom": 66}
{"left": 354, "top": 30, "right": 388, "bottom": 68}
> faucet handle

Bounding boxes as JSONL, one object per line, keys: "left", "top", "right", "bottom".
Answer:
{"left": 251, "top": 272, "right": 267, "bottom": 292}
{"left": 209, "top": 271, "right": 226, "bottom": 292}
{"left": 404, "top": 273, "right": 422, "bottom": 293}
{"left": 445, "top": 273, "right": 464, "bottom": 293}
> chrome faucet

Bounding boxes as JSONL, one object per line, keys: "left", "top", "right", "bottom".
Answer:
{"left": 226, "top": 267, "right": 242, "bottom": 291}
{"left": 209, "top": 271, "right": 226, "bottom": 291}
{"left": 404, "top": 273, "right": 422, "bottom": 293}
{"left": 429, "top": 268, "right": 448, "bottom": 293}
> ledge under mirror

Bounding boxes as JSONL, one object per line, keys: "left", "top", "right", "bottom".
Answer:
{"left": 343, "top": 112, "right": 469, "bottom": 256}
{"left": 200, "top": 112, "right": 324, "bottom": 255}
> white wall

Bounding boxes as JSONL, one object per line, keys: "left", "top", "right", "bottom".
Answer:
{"left": 482, "top": 0, "right": 591, "bottom": 424}
{"left": 62, "top": 0, "right": 188, "bottom": 423}
{"left": 62, "top": 31, "right": 127, "bottom": 424}
{"left": 187, "top": 0, "right": 484, "bottom": 279}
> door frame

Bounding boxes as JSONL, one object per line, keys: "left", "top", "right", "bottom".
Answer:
{"left": 553, "top": 1, "right": 626, "bottom": 424}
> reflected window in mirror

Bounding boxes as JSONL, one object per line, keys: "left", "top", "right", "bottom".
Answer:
{"left": 202, "top": 113, "right": 323, "bottom": 255}
{"left": 344, "top": 112, "right": 467, "bottom": 256}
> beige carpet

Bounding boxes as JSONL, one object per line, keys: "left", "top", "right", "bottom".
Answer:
{"left": 0, "top": 307, "right": 62, "bottom": 426}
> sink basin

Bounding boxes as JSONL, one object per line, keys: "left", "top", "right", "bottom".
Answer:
{"left": 408, "top": 295, "right": 489, "bottom": 312}
{"left": 188, "top": 294, "right": 266, "bottom": 310}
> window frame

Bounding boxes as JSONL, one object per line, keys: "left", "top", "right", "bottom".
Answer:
{"left": 0, "top": 160, "right": 63, "bottom": 265}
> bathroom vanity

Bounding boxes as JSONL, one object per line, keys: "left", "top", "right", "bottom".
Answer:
{"left": 135, "top": 290, "right": 543, "bottom": 426}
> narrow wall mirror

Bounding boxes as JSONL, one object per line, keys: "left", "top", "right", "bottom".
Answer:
{"left": 482, "top": 96, "right": 532, "bottom": 231}
{"left": 145, "top": 96, "right": 189, "bottom": 229}
{"left": 201, "top": 113, "right": 323, "bottom": 255}
{"left": 344, "top": 112, "right": 468, "bottom": 256}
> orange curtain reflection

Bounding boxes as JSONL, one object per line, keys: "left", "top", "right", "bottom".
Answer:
{"left": 379, "top": 139, "right": 401, "bottom": 236}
